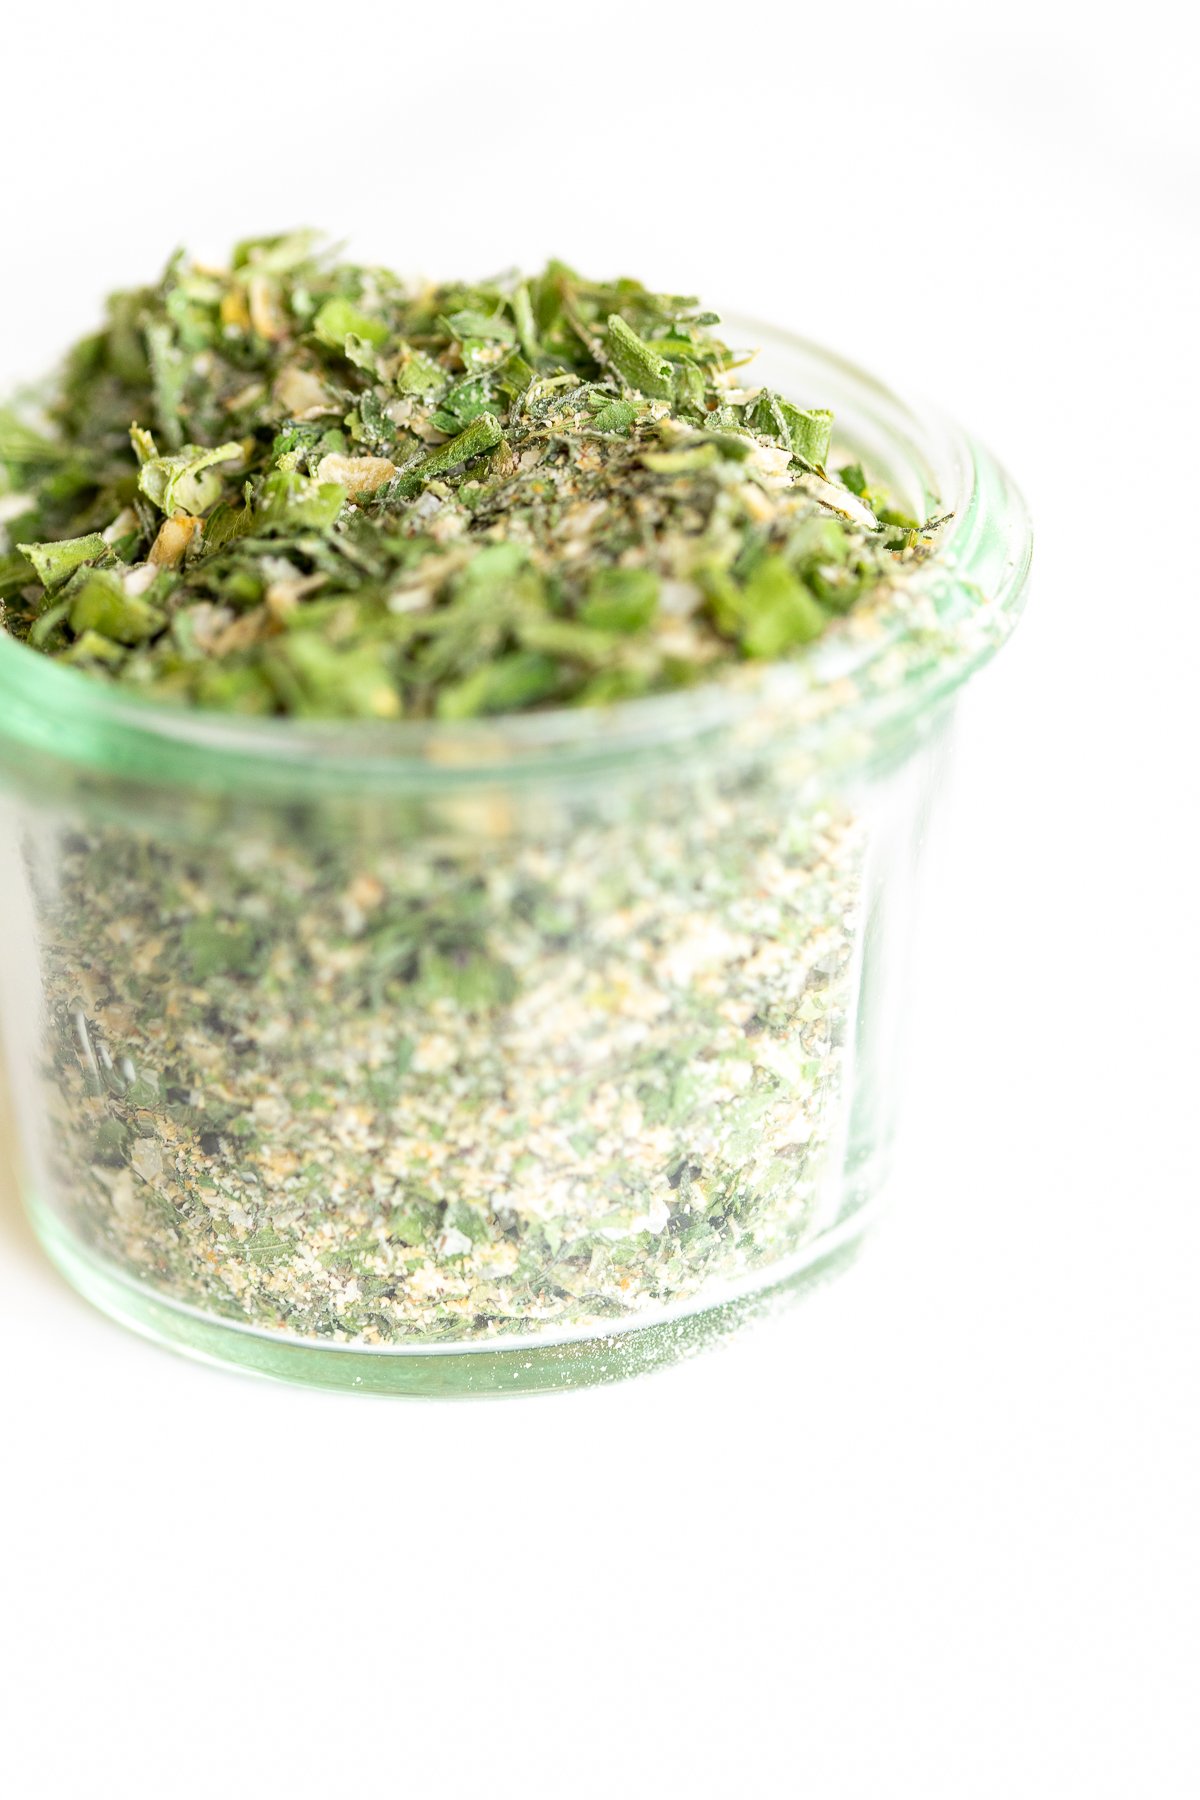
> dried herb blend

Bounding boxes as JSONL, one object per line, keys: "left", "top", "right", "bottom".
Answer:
{"left": 0, "top": 238, "right": 966, "bottom": 1359}
{"left": 0, "top": 233, "right": 935, "bottom": 716}
{"left": 27, "top": 784, "right": 865, "bottom": 1342}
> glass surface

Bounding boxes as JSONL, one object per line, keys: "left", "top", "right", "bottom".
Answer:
{"left": 0, "top": 320, "right": 1032, "bottom": 1393}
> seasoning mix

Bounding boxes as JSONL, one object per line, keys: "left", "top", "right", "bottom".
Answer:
{"left": 0, "top": 235, "right": 1027, "bottom": 1387}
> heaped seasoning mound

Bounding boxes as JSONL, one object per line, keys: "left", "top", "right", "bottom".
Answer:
{"left": 0, "top": 232, "right": 936, "bottom": 716}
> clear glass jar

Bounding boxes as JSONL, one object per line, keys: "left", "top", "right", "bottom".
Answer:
{"left": 0, "top": 323, "right": 1031, "bottom": 1393}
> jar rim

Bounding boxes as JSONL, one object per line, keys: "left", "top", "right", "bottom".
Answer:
{"left": 0, "top": 315, "right": 1032, "bottom": 796}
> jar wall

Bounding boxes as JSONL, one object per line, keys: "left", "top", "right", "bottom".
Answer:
{"left": 0, "top": 712, "right": 952, "bottom": 1383}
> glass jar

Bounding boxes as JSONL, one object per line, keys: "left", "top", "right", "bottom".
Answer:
{"left": 0, "top": 323, "right": 1031, "bottom": 1393}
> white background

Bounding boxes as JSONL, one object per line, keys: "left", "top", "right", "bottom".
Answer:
{"left": 2, "top": 2, "right": 1197, "bottom": 1794}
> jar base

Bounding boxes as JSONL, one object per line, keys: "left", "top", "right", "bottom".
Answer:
{"left": 26, "top": 1188, "right": 880, "bottom": 1396}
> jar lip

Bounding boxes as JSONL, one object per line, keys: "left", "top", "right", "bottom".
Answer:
{"left": 0, "top": 316, "right": 1032, "bottom": 793}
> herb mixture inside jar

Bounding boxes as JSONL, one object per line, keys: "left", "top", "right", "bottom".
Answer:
{"left": 0, "top": 235, "right": 954, "bottom": 1355}
{"left": 0, "top": 232, "right": 937, "bottom": 713}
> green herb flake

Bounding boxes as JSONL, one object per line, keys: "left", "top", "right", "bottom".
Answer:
{"left": 68, "top": 570, "right": 165, "bottom": 645}
{"left": 581, "top": 566, "right": 659, "bottom": 633}
{"left": 738, "top": 556, "right": 827, "bottom": 658}
{"left": 136, "top": 438, "right": 242, "bottom": 517}
{"left": 604, "top": 314, "right": 675, "bottom": 399}
{"left": 589, "top": 398, "right": 641, "bottom": 436}
{"left": 780, "top": 403, "right": 833, "bottom": 470}
{"left": 312, "top": 297, "right": 390, "bottom": 351}
{"left": 17, "top": 532, "right": 108, "bottom": 590}
{"left": 397, "top": 412, "right": 503, "bottom": 491}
